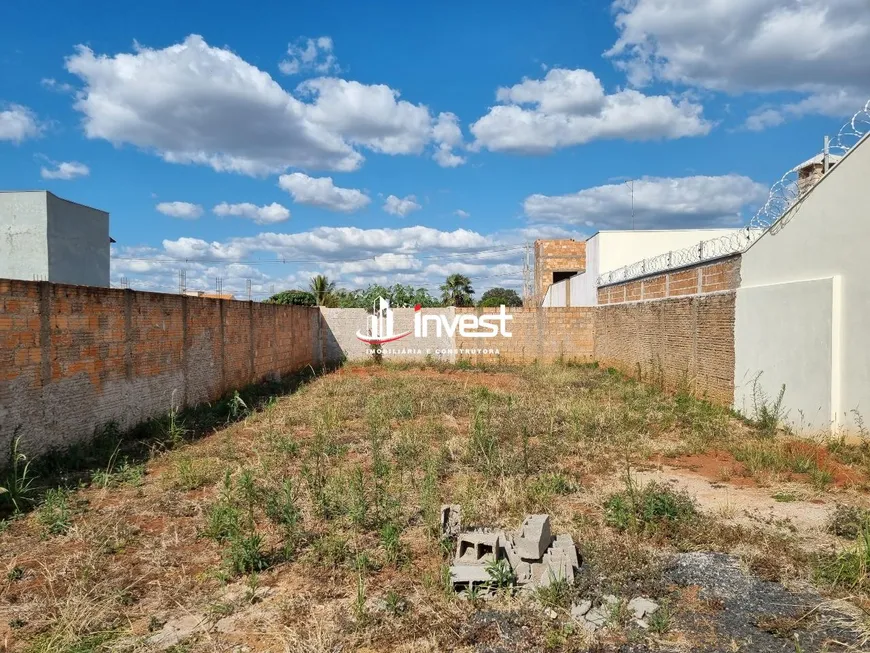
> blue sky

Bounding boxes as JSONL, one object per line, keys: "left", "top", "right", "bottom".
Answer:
{"left": 1, "top": 0, "right": 868, "bottom": 299}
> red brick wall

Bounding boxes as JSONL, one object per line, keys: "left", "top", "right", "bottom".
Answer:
{"left": 594, "top": 292, "right": 736, "bottom": 405}
{"left": 0, "top": 280, "right": 321, "bottom": 455}
{"left": 455, "top": 307, "right": 594, "bottom": 365}
{"left": 598, "top": 256, "right": 741, "bottom": 305}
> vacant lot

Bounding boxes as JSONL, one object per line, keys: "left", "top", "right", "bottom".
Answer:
{"left": 2, "top": 362, "right": 870, "bottom": 652}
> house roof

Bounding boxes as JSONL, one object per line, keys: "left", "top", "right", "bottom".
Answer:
{"left": 791, "top": 152, "right": 843, "bottom": 172}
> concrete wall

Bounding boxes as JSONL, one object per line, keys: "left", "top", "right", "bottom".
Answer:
{"left": 594, "top": 292, "right": 736, "bottom": 405}
{"left": 320, "top": 306, "right": 595, "bottom": 365}
{"left": 0, "top": 191, "right": 110, "bottom": 287}
{"left": 0, "top": 192, "right": 49, "bottom": 281}
{"left": 0, "top": 280, "right": 321, "bottom": 456}
{"left": 734, "top": 278, "right": 838, "bottom": 430}
{"left": 47, "top": 193, "right": 110, "bottom": 287}
{"left": 737, "top": 134, "right": 870, "bottom": 432}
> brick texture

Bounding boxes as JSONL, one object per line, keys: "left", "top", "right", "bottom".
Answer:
{"left": 594, "top": 292, "right": 736, "bottom": 405}
{"left": 456, "top": 307, "right": 595, "bottom": 365}
{"left": 598, "top": 256, "right": 741, "bottom": 305}
{"left": 0, "top": 280, "right": 321, "bottom": 456}
{"left": 534, "top": 239, "right": 586, "bottom": 305}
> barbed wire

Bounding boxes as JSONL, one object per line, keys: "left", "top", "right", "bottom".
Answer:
{"left": 597, "top": 98, "right": 870, "bottom": 288}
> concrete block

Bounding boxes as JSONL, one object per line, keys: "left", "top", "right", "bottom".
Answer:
{"left": 516, "top": 514, "right": 552, "bottom": 560}
{"left": 571, "top": 600, "right": 592, "bottom": 619}
{"left": 440, "top": 504, "right": 461, "bottom": 537}
{"left": 552, "top": 533, "right": 580, "bottom": 570}
{"left": 627, "top": 597, "right": 658, "bottom": 619}
{"left": 514, "top": 561, "right": 532, "bottom": 584}
{"left": 499, "top": 533, "right": 522, "bottom": 569}
{"left": 540, "top": 549, "right": 574, "bottom": 586}
{"left": 454, "top": 531, "right": 500, "bottom": 565}
{"left": 449, "top": 564, "right": 491, "bottom": 587}
{"left": 582, "top": 607, "right": 608, "bottom": 630}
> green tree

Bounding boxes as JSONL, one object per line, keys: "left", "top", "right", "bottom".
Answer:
{"left": 440, "top": 274, "right": 474, "bottom": 307}
{"left": 478, "top": 287, "right": 522, "bottom": 307}
{"left": 266, "top": 290, "right": 316, "bottom": 306}
{"left": 309, "top": 275, "right": 336, "bottom": 306}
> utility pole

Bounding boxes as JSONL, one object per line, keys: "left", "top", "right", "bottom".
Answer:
{"left": 823, "top": 135, "right": 830, "bottom": 173}
{"left": 625, "top": 179, "right": 635, "bottom": 230}
{"left": 246, "top": 279, "right": 252, "bottom": 301}
{"left": 178, "top": 269, "right": 186, "bottom": 294}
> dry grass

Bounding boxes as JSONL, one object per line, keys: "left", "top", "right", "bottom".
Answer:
{"left": 1, "top": 361, "right": 869, "bottom": 651}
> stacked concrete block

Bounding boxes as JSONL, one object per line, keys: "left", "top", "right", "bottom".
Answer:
{"left": 448, "top": 514, "right": 581, "bottom": 592}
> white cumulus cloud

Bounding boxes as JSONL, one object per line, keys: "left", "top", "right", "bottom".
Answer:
{"left": 213, "top": 202, "right": 291, "bottom": 224}
{"left": 383, "top": 195, "right": 422, "bottom": 217}
{"left": 0, "top": 104, "right": 43, "bottom": 143}
{"left": 607, "top": 0, "right": 870, "bottom": 126}
{"left": 40, "top": 161, "right": 90, "bottom": 180}
{"left": 156, "top": 201, "right": 204, "bottom": 220}
{"left": 278, "top": 172, "right": 370, "bottom": 213}
{"left": 470, "top": 68, "right": 711, "bottom": 153}
{"left": 279, "top": 36, "right": 340, "bottom": 75}
{"left": 524, "top": 175, "right": 768, "bottom": 229}
{"left": 63, "top": 35, "right": 465, "bottom": 176}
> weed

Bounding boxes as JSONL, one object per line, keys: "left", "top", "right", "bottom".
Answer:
{"left": 312, "top": 533, "right": 350, "bottom": 568}
{"left": 647, "top": 604, "right": 671, "bottom": 634}
{"left": 604, "top": 476, "right": 696, "bottom": 534}
{"left": 228, "top": 391, "right": 250, "bottom": 420}
{"left": 166, "top": 455, "right": 218, "bottom": 491}
{"left": 485, "top": 558, "right": 516, "bottom": 589}
{"left": 245, "top": 572, "right": 261, "bottom": 604}
{"left": 773, "top": 492, "right": 798, "bottom": 503}
{"left": 751, "top": 375, "right": 787, "bottom": 435}
{"left": 6, "top": 566, "right": 24, "bottom": 581}
{"left": 36, "top": 488, "right": 71, "bottom": 536}
{"left": 264, "top": 478, "right": 302, "bottom": 555}
{"left": 384, "top": 590, "right": 408, "bottom": 616}
{"left": 827, "top": 505, "right": 870, "bottom": 539}
{"left": 1, "top": 434, "right": 37, "bottom": 514}
{"left": 354, "top": 573, "right": 368, "bottom": 625}
{"left": 809, "top": 466, "right": 834, "bottom": 490}
{"left": 816, "top": 522, "right": 870, "bottom": 590}
{"left": 379, "top": 522, "right": 405, "bottom": 567}
{"left": 92, "top": 457, "right": 144, "bottom": 489}
{"left": 534, "top": 575, "right": 573, "bottom": 609}
{"left": 228, "top": 533, "right": 268, "bottom": 574}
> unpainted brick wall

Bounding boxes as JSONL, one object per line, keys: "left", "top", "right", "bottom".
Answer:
{"left": 598, "top": 256, "right": 741, "bottom": 305}
{"left": 534, "top": 239, "right": 587, "bottom": 305}
{"left": 0, "top": 279, "right": 321, "bottom": 456}
{"left": 455, "top": 307, "right": 594, "bottom": 364}
{"left": 594, "top": 292, "right": 736, "bottom": 405}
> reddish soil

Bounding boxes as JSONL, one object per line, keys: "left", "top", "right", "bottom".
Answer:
{"left": 655, "top": 442, "right": 866, "bottom": 490}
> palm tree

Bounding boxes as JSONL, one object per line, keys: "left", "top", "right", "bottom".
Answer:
{"left": 440, "top": 274, "right": 474, "bottom": 307}
{"left": 309, "top": 274, "right": 336, "bottom": 306}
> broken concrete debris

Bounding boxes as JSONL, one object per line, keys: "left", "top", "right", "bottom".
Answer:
{"left": 570, "top": 596, "right": 659, "bottom": 633}
{"left": 440, "top": 504, "right": 462, "bottom": 538}
{"left": 448, "top": 514, "right": 581, "bottom": 592}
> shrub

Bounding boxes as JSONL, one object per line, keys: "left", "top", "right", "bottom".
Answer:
{"left": 604, "top": 478, "right": 696, "bottom": 533}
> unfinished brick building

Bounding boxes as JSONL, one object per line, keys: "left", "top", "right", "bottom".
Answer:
{"left": 533, "top": 239, "right": 586, "bottom": 305}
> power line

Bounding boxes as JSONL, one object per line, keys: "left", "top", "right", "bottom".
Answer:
{"left": 112, "top": 245, "right": 525, "bottom": 265}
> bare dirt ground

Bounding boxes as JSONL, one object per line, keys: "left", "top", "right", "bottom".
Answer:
{"left": 2, "top": 362, "right": 870, "bottom": 652}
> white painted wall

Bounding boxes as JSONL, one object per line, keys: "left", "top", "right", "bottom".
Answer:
{"left": 542, "top": 228, "right": 744, "bottom": 307}
{"left": 0, "top": 191, "right": 110, "bottom": 287}
{"left": 735, "top": 277, "right": 839, "bottom": 431}
{"left": 0, "top": 191, "right": 49, "bottom": 281}
{"left": 736, "top": 134, "right": 870, "bottom": 433}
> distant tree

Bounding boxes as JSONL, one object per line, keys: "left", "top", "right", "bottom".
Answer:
{"left": 266, "top": 289, "right": 316, "bottom": 306}
{"left": 309, "top": 275, "right": 336, "bottom": 306}
{"left": 478, "top": 287, "right": 522, "bottom": 308}
{"left": 440, "top": 274, "right": 474, "bottom": 307}
{"left": 352, "top": 284, "right": 440, "bottom": 309}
